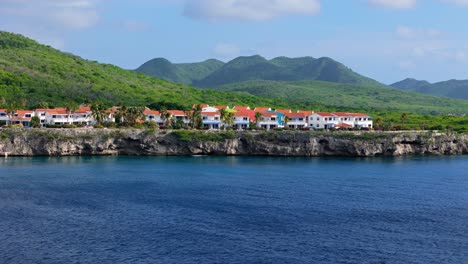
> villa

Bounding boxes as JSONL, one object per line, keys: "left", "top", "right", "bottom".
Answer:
{"left": 0, "top": 103, "right": 373, "bottom": 130}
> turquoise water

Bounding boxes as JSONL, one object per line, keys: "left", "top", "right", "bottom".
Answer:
{"left": 0, "top": 156, "right": 467, "bottom": 263}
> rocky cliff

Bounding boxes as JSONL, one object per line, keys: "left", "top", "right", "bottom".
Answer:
{"left": 0, "top": 129, "right": 466, "bottom": 157}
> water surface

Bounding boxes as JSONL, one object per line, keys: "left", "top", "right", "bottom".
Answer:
{"left": 0, "top": 156, "right": 467, "bottom": 263}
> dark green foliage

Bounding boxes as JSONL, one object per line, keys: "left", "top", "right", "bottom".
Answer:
{"left": 219, "top": 80, "right": 468, "bottom": 115}
{"left": 391, "top": 78, "right": 468, "bottom": 100}
{"left": 135, "top": 58, "right": 224, "bottom": 84}
{"left": 136, "top": 55, "right": 383, "bottom": 88}
{"left": 0, "top": 31, "right": 277, "bottom": 110}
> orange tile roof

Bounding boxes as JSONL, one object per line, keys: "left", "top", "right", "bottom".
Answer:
{"left": 254, "top": 107, "right": 271, "bottom": 112}
{"left": 286, "top": 112, "right": 307, "bottom": 118}
{"left": 297, "top": 110, "right": 314, "bottom": 115}
{"left": 215, "top": 105, "right": 228, "bottom": 110}
{"left": 260, "top": 111, "right": 277, "bottom": 117}
{"left": 234, "top": 111, "right": 251, "bottom": 117}
{"left": 168, "top": 110, "right": 186, "bottom": 116}
{"left": 16, "top": 110, "right": 33, "bottom": 117}
{"left": 275, "top": 109, "right": 292, "bottom": 115}
{"left": 75, "top": 106, "right": 91, "bottom": 113}
{"left": 144, "top": 109, "right": 160, "bottom": 115}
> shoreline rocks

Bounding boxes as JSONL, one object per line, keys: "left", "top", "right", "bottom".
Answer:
{"left": 0, "top": 129, "right": 466, "bottom": 157}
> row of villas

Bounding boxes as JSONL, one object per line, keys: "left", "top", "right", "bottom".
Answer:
{"left": 0, "top": 104, "right": 373, "bottom": 130}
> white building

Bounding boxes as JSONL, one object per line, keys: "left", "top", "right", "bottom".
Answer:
{"left": 285, "top": 112, "right": 308, "bottom": 129}
{"left": 234, "top": 111, "right": 250, "bottom": 130}
{"left": 201, "top": 111, "right": 221, "bottom": 129}
{"left": 143, "top": 108, "right": 163, "bottom": 126}
{"left": 258, "top": 111, "right": 278, "bottom": 130}
{"left": 309, "top": 112, "right": 339, "bottom": 129}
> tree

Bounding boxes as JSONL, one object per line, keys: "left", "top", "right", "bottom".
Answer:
{"left": 37, "top": 102, "right": 50, "bottom": 109}
{"left": 126, "top": 107, "right": 144, "bottom": 126}
{"left": 192, "top": 104, "right": 203, "bottom": 129}
{"left": 400, "top": 113, "right": 409, "bottom": 128}
{"left": 91, "top": 101, "right": 105, "bottom": 125}
{"left": 115, "top": 105, "right": 128, "bottom": 126}
{"left": 30, "top": 116, "right": 41, "bottom": 128}
{"left": 220, "top": 109, "right": 234, "bottom": 130}
{"left": 284, "top": 115, "right": 290, "bottom": 129}
{"left": 5, "top": 103, "right": 19, "bottom": 125}
{"left": 374, "top": 117, "right": 384, "bottom": 130}
{"left": 159, "top": 107, "right": 171, "bottom": 129}
{"left": 64, "top": 101, "right": 79, "bottom": 124}
{"left": 254, "top": 112, "right": 262, "bottom": 128}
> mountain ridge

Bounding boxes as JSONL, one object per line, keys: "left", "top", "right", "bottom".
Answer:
{"left": 135, "top": 55, "right": 385, "bottom": 88}
{"left": 391, "top": 78, "right": 468, "bottom": 100}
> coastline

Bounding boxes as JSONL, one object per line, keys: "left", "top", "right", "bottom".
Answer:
{"left": 0, "top": 128, "right": 467, "bottom": 157}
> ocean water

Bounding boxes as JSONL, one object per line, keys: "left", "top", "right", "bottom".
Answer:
{"left": 0, "top": 156, "right": 467, "bottom": 264}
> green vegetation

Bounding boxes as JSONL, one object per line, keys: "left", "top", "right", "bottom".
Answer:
{"left": 136, "top": 55, "right": 383, "bottom": 88}
{"left": 391, "top": 78, "right": 468, "bottom": 100}
{"left": 135, "top": 58, "right": 224, "bottom": 85}
{"left": 0, "top": 31, "right": 279, "bottom": 110}
{"left": 172, "top": 130, "right": 236, "bottom": 142}
{"left": 219, "top": 80, "right": 468, "bottom": 115}
{"left": 1, "top": 31, "right": 466, "bottom": 133}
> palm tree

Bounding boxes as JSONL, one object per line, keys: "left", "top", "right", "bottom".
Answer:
{"left": 254, "top": 112, "right": 262, "bottom": 128}
{"left": 284, "top": 115, "right": 290, "bottom": 129}
{"left": 64, "top": 101, "right": 78, "bottom": 125}
{"left": 126, "top": 107, "right": 144, "bottom": 126}
{"left": 6, "top": 103, "right": 18, "bottom": 126}
{"left": 116, "top": 105, "right": 128, "bottom": 126}
{"left": 159, "top": 107, "right": 171, "bottom": 129}
{"left": 91, "top": 101, "right": 105, "bottom": 125}
{"left": 220, "top": 109, "right": 235, "bottom": 130}
{"left": 192, "top": 104, "right": 203, "bottom": 129}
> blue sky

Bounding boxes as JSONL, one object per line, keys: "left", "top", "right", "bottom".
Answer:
{"left": 1, "top": 0, "right": 468, "bottom": 84}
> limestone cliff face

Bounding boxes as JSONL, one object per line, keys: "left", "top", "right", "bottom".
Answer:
{"left": 0, "top": 129, "right": 466, "bottom": 157}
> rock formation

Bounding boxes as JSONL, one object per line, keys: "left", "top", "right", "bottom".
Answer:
{"left": 0, "top": 129, "right": 466, "bottom": 157}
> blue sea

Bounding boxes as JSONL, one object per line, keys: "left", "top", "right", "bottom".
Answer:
{"left": 0, "top": 156, "right": 467, "bottom": 263}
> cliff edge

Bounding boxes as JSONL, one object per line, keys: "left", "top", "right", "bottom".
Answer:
{"left": 0, "top": 129, "right": 466, "bottom": 157}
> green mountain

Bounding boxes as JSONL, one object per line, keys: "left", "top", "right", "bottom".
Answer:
{"left": 0, "top": 31, "right": 279, "bottom": 109}
{"left": 136, "top": 55, "right": 384, "bottom": 88}
{"left": 391, "top": 78, "right": 468, "bottom": 100}
{"left": 219, "top": 80, "right": 468, "bottom": 115}
{"left": 135, "top": 58, "right": 224, "bottom": 85}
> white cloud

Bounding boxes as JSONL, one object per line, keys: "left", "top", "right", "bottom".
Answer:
{"left": 214, "top": 43, "right": 241, "bottom": 58}
{"left": 369, "top": 0, "right": 417, "bottom": 9}
{"left": 0, "top": 0, "right": 100, "bottom": 30}
{"left": 184, "top": 0, "right": 320, "bottom": 21}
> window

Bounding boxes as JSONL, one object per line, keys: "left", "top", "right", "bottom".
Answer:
{"left": 299, "top": 118, "right": 303, "bottom": 121}
{"left": 243, "top": 117, "right": 248, "bottom": 121}
{"left": 25, "top": 114, "right": 31, "bottom": 118}
{"left": 52, "top": 115, "right": 57, "bottom": 118}
{"left": 214, "top": 117, "right": 219, "bottom": 120}
{"left": 316, "top": 124, "right": 319, "bottom": 127}
{"left": 317, "top": 118, "right": 319, "bottom": 121}
{"left": 271, "top": 117, "right": 276, "bottom": 121}
{"left": 0, "top": 113, "right": 5, "bottom": 116}
{"left": 202, "top": 116, "right": 207, "bottom": 120}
